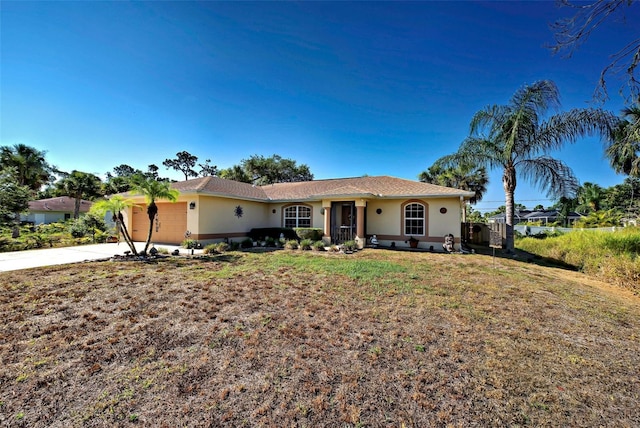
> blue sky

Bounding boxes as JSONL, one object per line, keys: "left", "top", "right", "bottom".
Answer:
{"left": 1, "top": 1, "right": 637, "bottom": 213}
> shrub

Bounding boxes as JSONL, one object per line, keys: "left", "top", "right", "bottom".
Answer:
{"left": 294, "top": 228, "right": 323, "bottom": 241}
{"left": 329, "top": 244, "right": 340, "bottom": 252}
{"left": 182, "top": 239, "right": 199, "bottom": 249}
{"left": 312, "top": 241, "right": 326, "bottom": 251}
{"left": 342, "top": 240, "right": 357, "bottom": 251}
{"left": 240, "top": 238, "right": 254, "bottom": 249}
{"left": 300, "top": 239, "right": 313, "bottom": 250}
{"left": 248, "top": 227, "right": 297, "bottom": 241}
{"left": 285, "top": 240, "right": 299, "bottom": 250}
{"left": 216, "top": 242, "right": 230, "bottom": 253}
{"left": 203, "top": 243, "right": 218, "bottom": 254}
{"left": 229, "top": 241, "right": 241, "bottom": 251}
{"left": 156, "top": 247, "right": 170, "bottom": 254}
{"left": 264, "top": 236, "right": 276, "bottom": 247}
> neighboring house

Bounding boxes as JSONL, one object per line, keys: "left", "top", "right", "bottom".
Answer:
{"left": 21, "top": 196, "right": 92, "bottom": 225}
{"left": 122, "top": 175, "right": 475, "bottom": 249}
{"left": 488, "top": 209, "right": 583, "bottom": 226}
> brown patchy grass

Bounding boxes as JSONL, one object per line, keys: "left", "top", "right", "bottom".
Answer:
{"left": 1, "top": 250, "right": 639, "bottom": 427}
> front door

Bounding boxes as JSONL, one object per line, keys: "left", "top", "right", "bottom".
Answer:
{"left": 331, "top": 202, "right": 355, "bottom": 243}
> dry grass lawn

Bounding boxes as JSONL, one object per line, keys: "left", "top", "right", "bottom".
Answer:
{"left": 1, "top": 250, "right": 639, "bottom": 427}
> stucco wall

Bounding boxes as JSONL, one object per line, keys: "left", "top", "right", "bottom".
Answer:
{"left": 196, "top": 196, "right": 270, "bottom": 239}
{"left": 264, "top": 202, "right": 324, "bottom": 229}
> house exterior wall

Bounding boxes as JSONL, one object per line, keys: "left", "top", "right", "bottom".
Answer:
{"left": 264, "top": 202, "right": 324, "bottom": 229}
{"left": 194, "top": 196, "right": 270, "bottom": 242}
{"left": 21, "top": 212, "right": 69, "bottom": 224}
{"left": 366, "top": 197, "right": 463, "bottom": 250}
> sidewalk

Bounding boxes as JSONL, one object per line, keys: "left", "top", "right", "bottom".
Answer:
{"left": 0, "top": 242, "right": 201, "bottom": 272}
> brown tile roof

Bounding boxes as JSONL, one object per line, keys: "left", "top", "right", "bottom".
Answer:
{"left": 28, "top": 196, "right": 92, "bottom": 212}
{"left": 170, "top": 176, "right": 268, "bottom": 201}
{"left": 170, "top": 175, "right": 474, "bottom": 201}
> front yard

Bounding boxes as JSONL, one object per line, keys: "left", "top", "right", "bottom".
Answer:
{"left": 1, "top": 250, "right": 638, "bottom": 426}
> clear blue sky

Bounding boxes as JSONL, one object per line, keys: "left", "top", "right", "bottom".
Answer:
{"left": 1, "top": 1, "right": 637, "bottom": 213}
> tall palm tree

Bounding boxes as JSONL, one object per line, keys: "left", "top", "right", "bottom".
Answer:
{"left": 440, "top": 80, "right": 616, "bottom": 252}
{"left": 56, "top": 171, "right": 103, "bottom": 219}
{"left": 605, "top": 102, "right": 640, "bottom": 176}
{"left": 129, "top": 175, "right": 179, "bottom": 255}
{"left": 90, "top": 195, "right": 138, "bottom": 255}
{"left": 419, "top": 162, "right": 488, "bottom": 204}
{"left": 0, "top": 144, "right": 54, "bottom": 192}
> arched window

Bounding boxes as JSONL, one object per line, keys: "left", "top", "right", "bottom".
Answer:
{"left": 284, "top": 205, "right": 311, "bottom": 228}
{"left": 404, "top": 203, "right": 425, "bottom": 236}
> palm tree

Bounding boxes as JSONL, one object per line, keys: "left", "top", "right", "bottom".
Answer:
{"left": 90, "top": 195, "right": 138, "bottom": 255}
{"left": 440, "top": 80, "right": 616, "bottom": 252}
{"left": 56, "top": 171, "right": 103, "bottom": 218}
{"left": 419, "top": 162, "right": 488, "bottom": 204}
{"left": 0, "top": 144, "right": 54, "bottom": 192}
{"left": 129, "top": 175, "right": 179, "bottom": 254}
{"left": 605, "top": 102, "right": 640, "bottom": 176}
{"left": 577, "top": 182, "right": 605, "bottom": 213}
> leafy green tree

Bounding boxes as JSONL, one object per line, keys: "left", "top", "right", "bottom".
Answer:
{"left": 220, "top": 154, "right": 313, "bottom": 185}
{"left": 129, "top": 174, "right": 180, "bottom": 254}
{"left": 605, "top": 102, "right": 640, "bottom": 176}
{"left": 219, "top": 164, "right": 250, "bottom": 182}
{"left": 91, "top": 195, "right": 138, "bottom": 255}
{"left": 419, "top": 162, "right": 488, "bottom": 203}
{"left": 163, "top": 151, "right": 198, "bottom": 181}
{"left": 55, "top": 171, "right": 103, "bottom": 219}
{"left": 602, "top": 177, "right": 640, "bottom": 213}
{"left": 0, "top": 144, "right": 55, "bottom": 192}
{"left": 0, "top": 168, "right": 30, "bottom": 225}
{"left": 439, "top": 80, "right": 616, "bottom": 251}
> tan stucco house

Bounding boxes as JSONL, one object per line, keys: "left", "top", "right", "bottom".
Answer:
{"left": 123, "top": 175, "right": 475, "bottom": 250}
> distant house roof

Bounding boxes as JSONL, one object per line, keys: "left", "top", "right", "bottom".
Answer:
{"left": 488, "top": 209, "right": 583, "bottom": 222}
{"left": 28, "top": 196, "right": 92, "bottom": 213}
{"left": 166, "top": 175, "right": 475, "bottom": 202}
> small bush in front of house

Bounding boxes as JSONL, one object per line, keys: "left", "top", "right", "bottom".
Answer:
{"left": 240, "top": 238, "right": 254, "bottom": 249}
{"left": 343, "top": 240, "right": 357, "bottom": 252}
{"left": 248, "top": 227, "right": 298, "bottom": 241}
{"left": 264, "top": 236, "right": 276, "bottom": 247}
{"left": 203, "top": 243, "right": 218, "bottom": 254}
{"left": 312, "top": 241, "right": 326, "bottom": 251}
{"left": 285, "top": 240, "right": 299, "bottom": 250}
{"left": 182, "top": 239, "right": 198, "bottom": 249}
{"left": 229, "top": 241, "right": 241, "bottom": 251}
{"left": 156, "top": 247, "right": 170, "bottom": 254}
{"left": 294, "top": 228, "right": 323, "bottom": 241}
{"left": 216, "top": 242, "right": 230, "bottom": 253}
{"left": 328, "top": 244, "right": 340, "bottom": 252}
{"left": 300, "top": 239, "right": 313, "bottom": 250}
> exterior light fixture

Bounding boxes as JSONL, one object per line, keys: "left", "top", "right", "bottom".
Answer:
{"left": 189, "top": 202, "right": 196, "bottom": 210}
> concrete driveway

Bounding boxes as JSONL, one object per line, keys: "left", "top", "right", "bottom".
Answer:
{"left": 0, "top": 242, "right": 201, "bottom": 272}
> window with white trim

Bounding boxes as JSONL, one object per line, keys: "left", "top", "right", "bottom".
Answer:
{"left": 404, "top": 203, "right": 425, "bottom": 236}
{"left": 284, "top": 205, "right": 311, "bottom": 228}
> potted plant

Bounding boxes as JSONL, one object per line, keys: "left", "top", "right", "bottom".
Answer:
{"left": 408, "top": 236, "right": 419, "bottom": 248}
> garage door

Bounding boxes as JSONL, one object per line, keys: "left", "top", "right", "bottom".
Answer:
{"left": 131, "top": 202, "right": 187, "bottom": 244}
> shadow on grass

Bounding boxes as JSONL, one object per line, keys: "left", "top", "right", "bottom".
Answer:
{"left": 467, "top": 244, "right": 579, "bottom": 272}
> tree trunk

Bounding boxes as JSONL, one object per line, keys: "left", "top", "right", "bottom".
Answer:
{"left": 117, "top": 211, "right": 137, "bottom": 255}
{"left": 144, "top": 202, "right": 158, "bottom": 255}
{"left": 73, "top": 194, "right": 81, "bottom": 219}
{"left": 503, "top": 167, "right": 517, "bottom": 253}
